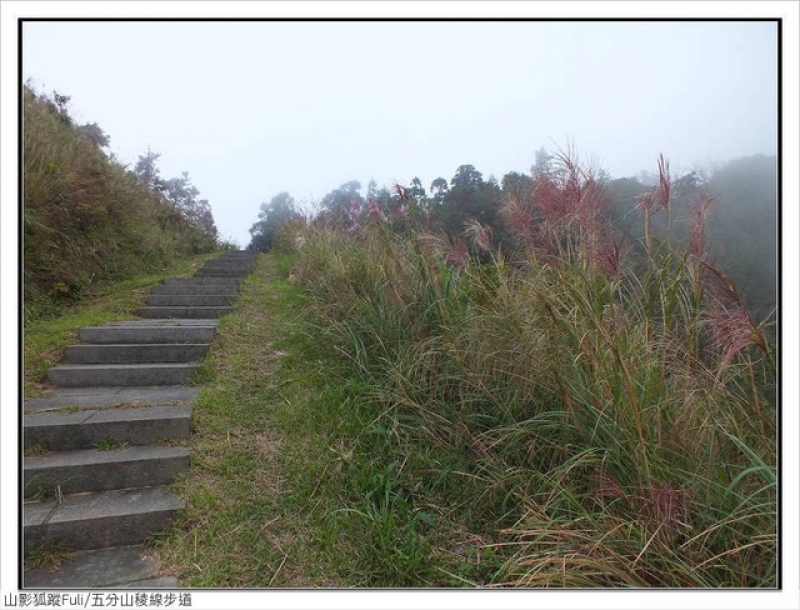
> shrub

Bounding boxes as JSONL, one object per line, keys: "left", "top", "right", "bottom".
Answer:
{"left": 289, "top": 152, "right": 776, "bottom": 586}
{"left": 23, "top": 85, "right": 219, "bottom": 320}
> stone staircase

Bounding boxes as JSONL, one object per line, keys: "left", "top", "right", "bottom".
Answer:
{"left": 23, "top": 250, "right": 258, "bottom": 587}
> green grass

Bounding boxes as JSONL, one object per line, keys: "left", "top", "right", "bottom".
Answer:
{"left": 273, "top": 162, "right": 776, "bottom": 589}
{"left": 23, "top": 251, "right": 219, "bottom": 398}
{"left": 154, "top": 253, "right": 506, "bottom": 587}
{"left": 93, "top": 438, "right": 128, "bottom": 451}
{"left": 28, "top": 190, "right": 772, "bottom": 587}
{"left": 25, "top": 541, "right": 72, "bottom": 573}
{"left": 23, "top": 443, "right": 50, "bottom": 457}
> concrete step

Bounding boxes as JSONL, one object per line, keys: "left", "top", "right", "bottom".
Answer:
{"left": 199, "top": 258, "right": 253, "bottom": 264}
{"left": 195, "top": 269, "right": 252, "bottom": 277}
{"left": 138, "top": 306, "right": 232, "bottom": 319}
{"left": 217, "top": 256, "right": 257, "bottom": 262}
{"left": 48, "top": 363, "right": 200, "bottom": 387}
{"left": 24, "top": 386, "right": 198, "bottom": 413}
{"left": 162, "top": 276, "right": 243, "bottom": 286}
{"left": 102, "top": 319, "right": 222, "bottom": 325}
{"left": 25, "top": 405, "right": 192, "bottom": 451}
{"left": 147, "top": 294, "right": 235, "bottom": 307}
{"left": 24, "top": 445, "right": 190, "bottom": 498}
{"left": 150, "top": 284, "right": 239, "bottom": 295}
{"left": 202, "top": 258, "right": 255, "bottom": 266}
{"left": 64, "top": 343, "right": 211, "bottom": 364}
{"left": 24, "top": 545, "right": 179, "bottom": 589}
{"left": 208, "top": 252, "right": 257, "bottom": 259}
{"left": 24, "top": 486, "right": 184, "bottom": 556}
{"left": 201, "top": 259, "right": 252, "bottom": 263}
{"left": 195, "top": 270, "right": 252, "bottom": 278}
{"left": 80, "top": 322, "right": 217, "bottom": 345}
{"left": 217, "top": 250, "right": 257, "bottom": 256}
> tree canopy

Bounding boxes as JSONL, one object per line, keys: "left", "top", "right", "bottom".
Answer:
{"left": 248, "top": 192, "right": 303, "bottom": 252}
{"left": 245, "top": 151, "right": 776, "bottom": 321}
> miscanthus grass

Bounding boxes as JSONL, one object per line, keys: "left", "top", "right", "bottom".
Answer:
{"left": 283, "top": 152, "right": 776, "bottom": 587}
{"left": 153, "top": 254, "right": 499, "bottom": 586}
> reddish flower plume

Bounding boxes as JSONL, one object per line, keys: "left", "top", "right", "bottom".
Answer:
{"left": 592, "top": 472, "right": 628, "bottom": 502}
{"left": 348, "top": 199, "right": 362, "bottom": 226}
{"left": 646, "top": 481, "right": 690, "bottom": 530}
{"left": 367, "top": 198, "right": 385, "bottom": 221}
{"left": 688, "top": 193, "right": 715, "bottom": 258}
{"left": 594, "top": 237, "right": 623, "bottom": 278}
{"left": 463, "top": 219, "right": 492, "bottom": 253}
{"left": 500, "top": 196, "right": 534, "bottom": 242}
{"left": 708, "top": 305, "right": 767, "bottom": 365}
{"left": 444, "top": 238, "right": 469, "bottom": 272}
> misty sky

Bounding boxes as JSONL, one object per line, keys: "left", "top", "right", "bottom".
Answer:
{"left": 22, "top": 19, "right": 777, "bottom": 247}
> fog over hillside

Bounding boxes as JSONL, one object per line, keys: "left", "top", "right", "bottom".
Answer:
{"left": 20, "top": 20, "right": 777, "bottom": 248}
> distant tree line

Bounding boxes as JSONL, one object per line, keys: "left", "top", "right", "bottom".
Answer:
{"left": 248, "top": 148, "right": 777, "bottom": 322}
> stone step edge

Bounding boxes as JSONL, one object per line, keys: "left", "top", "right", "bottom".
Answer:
{"left": 137, "top": 307, "right": 232, "bottom": 314}
{"left": 24, "top": 405, "right": 192, "bottom": 451}
{"left": 63, "top": 344, "right": 212, "bottom": 365}
{"left": 24, "top": 445, "right": 190, "bottom": 498}
{"left": 146, "top": 296, "right": 236, "bottom": 306}
{"left": 79, "top": 327, "right": 217, "bottom": 345}
{"left": 24, "top": 486, "right": 185, "bottom": 556}
{"left": 47, "top": 363, "right": 201, "bottom": 388}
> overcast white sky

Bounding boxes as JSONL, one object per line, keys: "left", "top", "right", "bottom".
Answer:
{"left": 21, "top": 18, "right": 777, "bottom": 247}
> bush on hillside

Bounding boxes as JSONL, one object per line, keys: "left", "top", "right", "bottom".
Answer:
{"left": 23, "top": 85, "right": 219, "bottom": 320}
{"left": 287, "top": 153, "right": 776, "bottom": 586}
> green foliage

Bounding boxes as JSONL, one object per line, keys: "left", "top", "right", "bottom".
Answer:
{"left": 26, "top": 541, "right": 72, "bottom": 573}
{"left": 318, "top": 180, "right": 365, "bottom": 228}
{"left": 159, "top": 172, "right": 219, "bottom": 242}
{"left": 435, "top": 164, "right": 504, "bottom": 243}
{"left": 248, "top": 192, "right": 303, "bottom": 252}
{"left": 23, "top": 251, "right": 218, "bottom": 397}
{"left": 23, "top": 84, "right": 219, "bottom": 320}
{"left": 286, "top": 152, "right": 776, "bottom": 587}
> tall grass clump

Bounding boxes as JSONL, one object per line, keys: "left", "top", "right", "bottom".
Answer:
{"left": 284, "top": 151, "right": 776, "bottom": 587}
{"left": 23, "top": 85, "right": 219, "bottom": 322}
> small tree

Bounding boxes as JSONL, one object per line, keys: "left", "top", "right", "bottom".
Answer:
{"left": 436, "top": 164, "right": 502, "bottom": 239}
{"left": 318, "top": 180, "right": 364, "bottom": 228}
{"left": 134, "top": 148, "right": 164, "bottom": 192}
{"left": 248, "top": 192, "right": 302, "bottom": 252}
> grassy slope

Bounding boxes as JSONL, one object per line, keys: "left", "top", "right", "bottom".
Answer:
{"left": 273, "top": 215, "right": 776, "bottom": 588}
{"left": 27, "top": 248, "right": 772, "bottom": 587}
{"left": 23, "top": 85, "right": 218, "bottom": 319}
{"left": 156, "top": 253, "right": 498, "bottom": 587}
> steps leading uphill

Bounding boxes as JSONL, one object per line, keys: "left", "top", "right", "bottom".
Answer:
{"left": 23, "top": 250, "right": 258, "bottom": 588}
